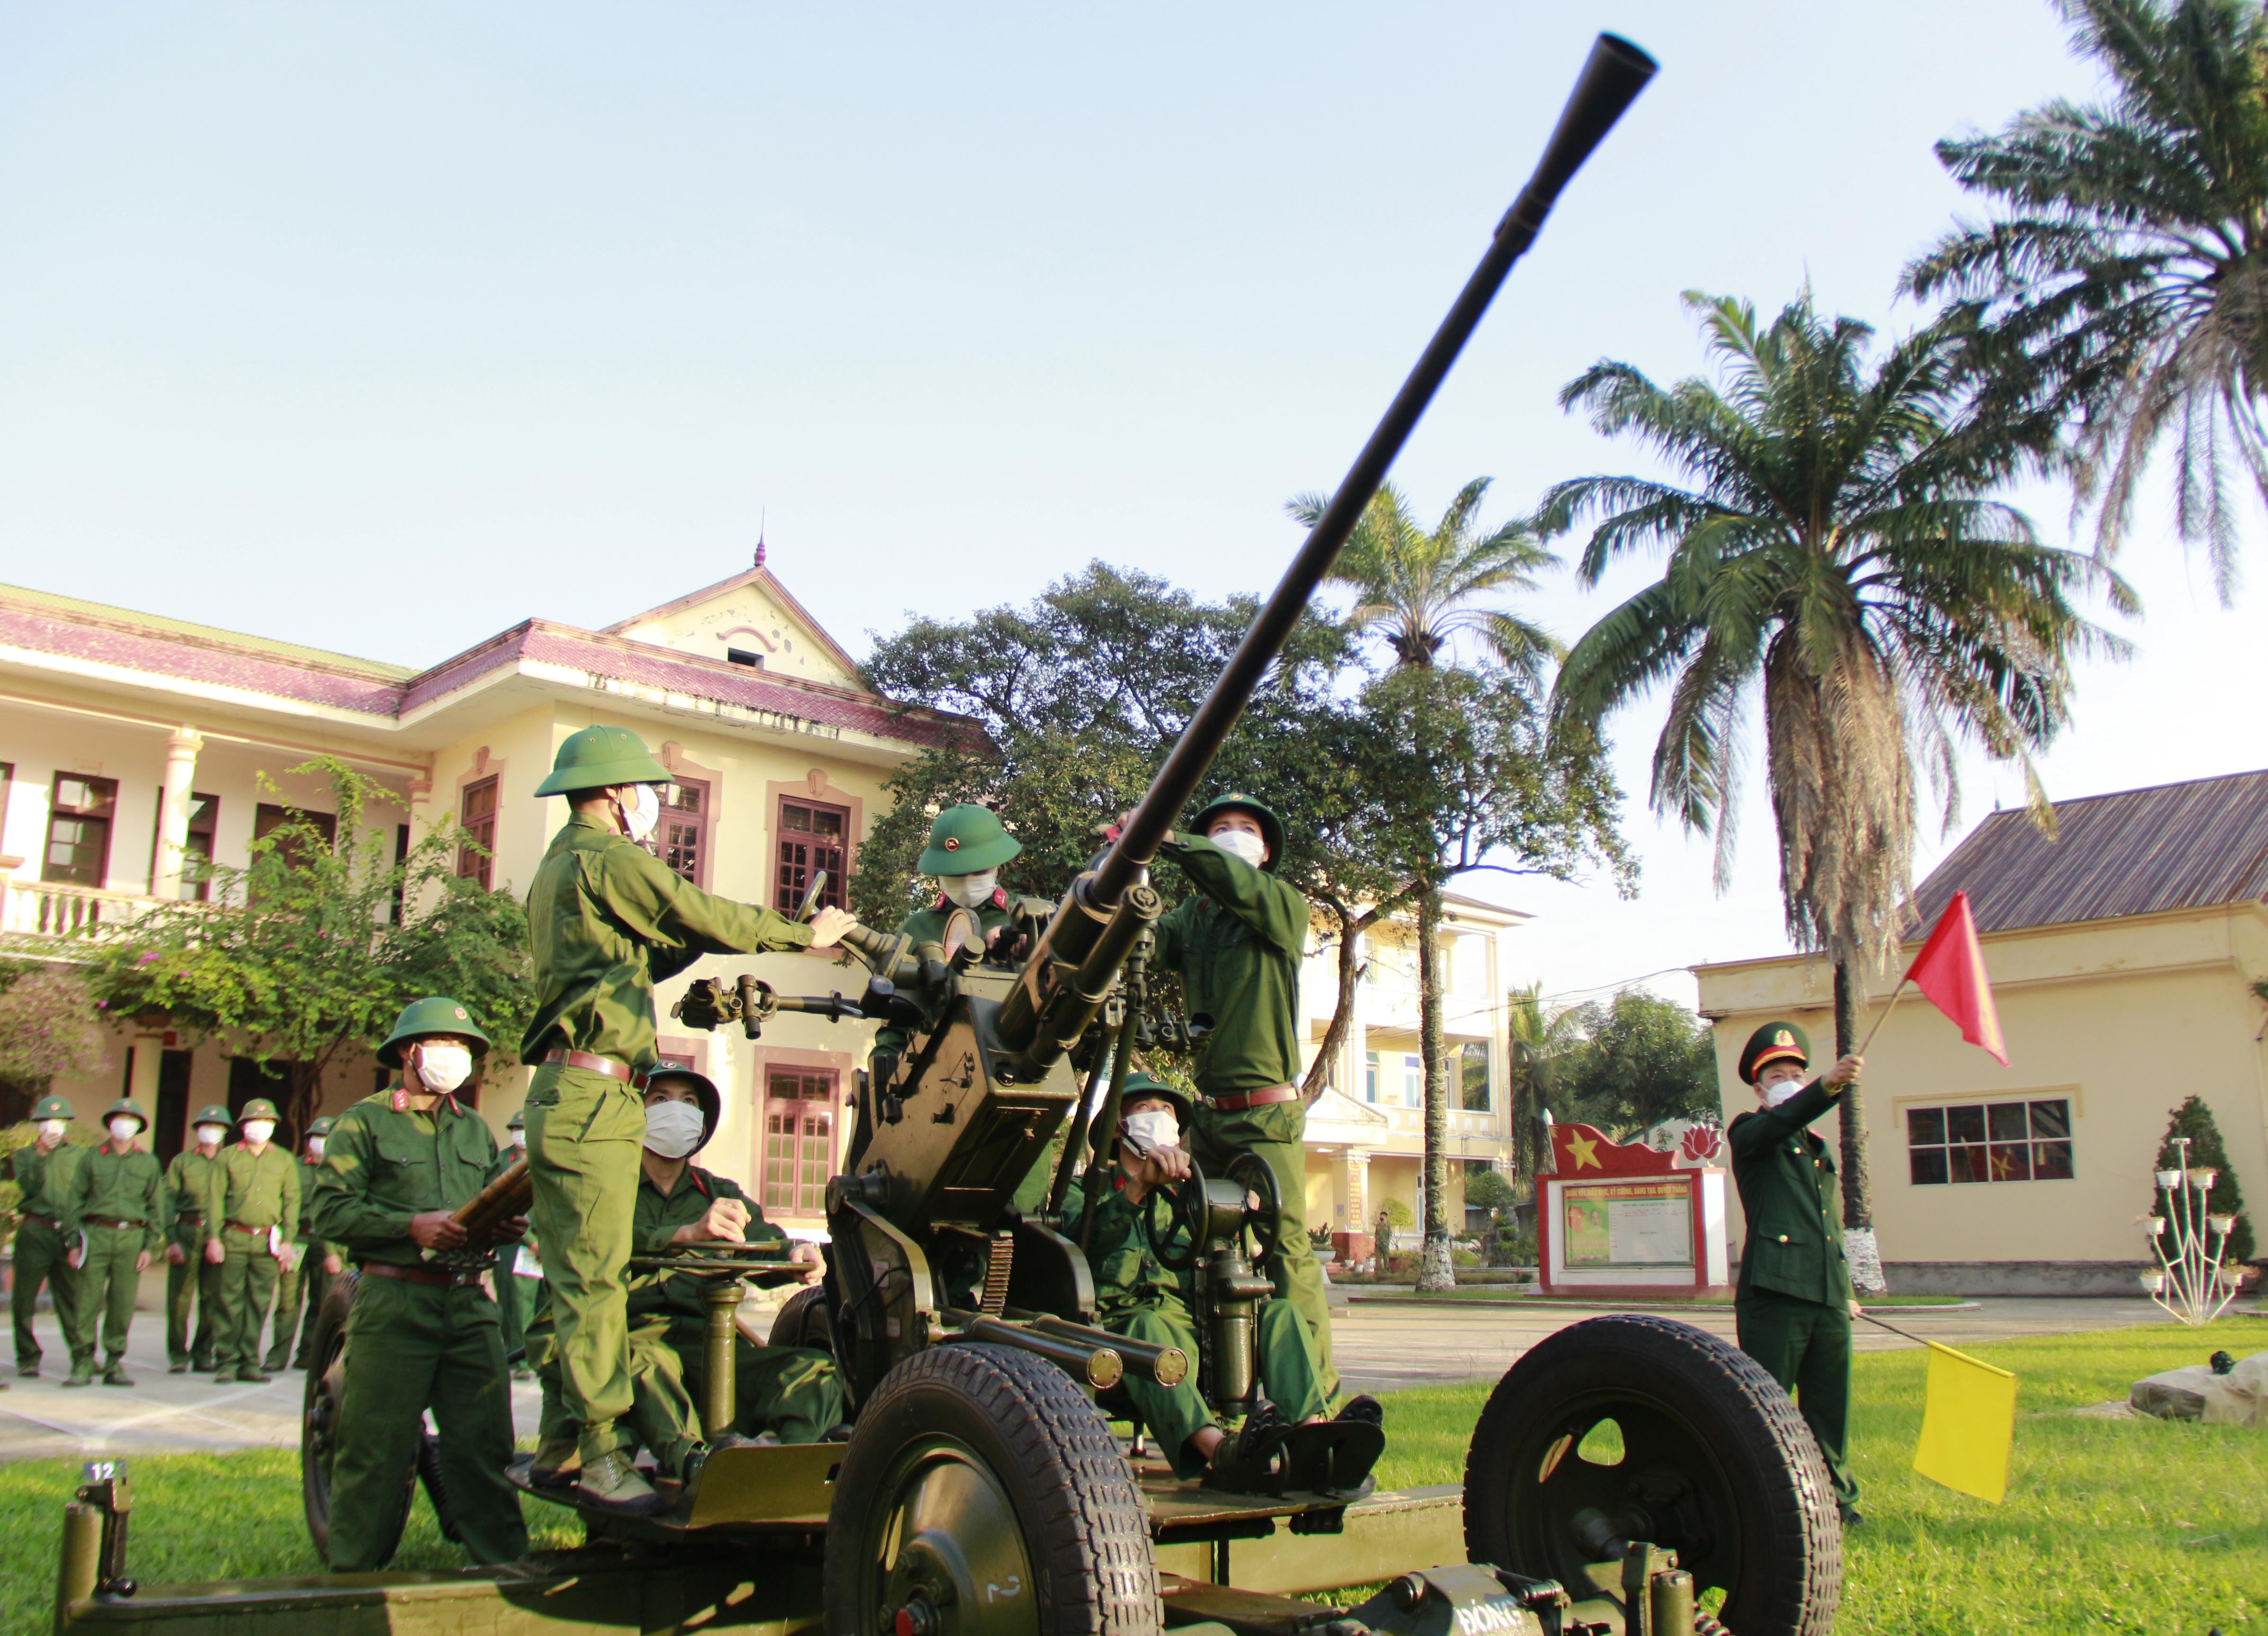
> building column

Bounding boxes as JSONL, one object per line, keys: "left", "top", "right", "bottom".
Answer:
{"left": 1345, "top": 1151, "right": 1370, "bottom": 1235}
{"left": 152, "top": 727, "right": 203, "bottom": 899}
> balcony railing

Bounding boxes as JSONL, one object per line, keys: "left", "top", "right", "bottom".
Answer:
{"left": 0, "top": 880, "right": 171, "bottom": 940}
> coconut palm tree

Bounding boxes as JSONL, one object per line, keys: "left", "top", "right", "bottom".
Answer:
{"left": 1505, "top": 981, "right": 1584, "bottom": 1192}
{"left": 1286, "top": 479, "right": 1560, "bottom": 1291}
{"left": 1541, "top": 290, "right": 2129, "bottom": 1273}
{"left": 1904, "top": 0, "right": 2268, "bottom": 602}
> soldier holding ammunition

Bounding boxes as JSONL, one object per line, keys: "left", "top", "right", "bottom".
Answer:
{"left": 13, "top": 1096, "right": 88, "bottom": 1382}
{"left": 201, "top": 1095, "right": 299, "bottom": 1384}
{"left": 277, "top": 1118, "right": 345, "bottom": 1372}
{"left": 62, "top": 1098, "right": 165, "bottom": 1387}
{"left": 527, "top": 1067, "right": 842, "bottom": 1507}
{"left": 306, "top": 996, "right": 528, "bottom": 1571}
{"left": 1123, "top": 793, "right": 1338, "bottom": 1404}
{"left": 163, "top": 1105, "right": 232, "bottom": 1374}
{"left": 521, "top": 725, "right": 855, "bottom": 1516}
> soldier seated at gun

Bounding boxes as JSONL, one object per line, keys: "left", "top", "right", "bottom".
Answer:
{"left": 1068, "top": 1073, "right": 1380, "bottom": 1493}
{"left": 528, "top": 1067, "right": 844, "bottom": 1506}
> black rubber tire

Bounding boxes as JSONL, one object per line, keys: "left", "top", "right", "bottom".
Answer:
{"left": 770, "top": 1283, "right": 836, "bottom": 1356}
{"left": 1462, "top": 1315, "right": 1841, "bottom": 1636}
{"left": 825, "top": 1342, "right": 1160, "bottom": 1636}
{"left": 299, "top": 1270, "right": 416, "bottom": 1568}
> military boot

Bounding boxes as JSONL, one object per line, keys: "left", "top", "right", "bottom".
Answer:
{"left": 236, "top": 1364, "right": 272, "bottom": 1384}
{"left": 102, "top": 1360, "right": 134, "bottom": 1388}
{"left": 574, "top": 1448, "right": 664, "bottom": 1517}
{"left": 62, "top": 1360, "right": 97, "bottom": 1388}
{"left": 529, "top": 1429, "right": 581, "bottom": 1487}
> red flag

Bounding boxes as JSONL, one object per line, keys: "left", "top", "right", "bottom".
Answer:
{"left": 1903, "top": 890, "right": 2007, "bottom": 1064}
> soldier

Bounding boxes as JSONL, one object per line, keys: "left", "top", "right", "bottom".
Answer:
{"left": 1069, "top": 1073, "right": 1379, "bottom": 1489}
{"left": 202, "top": 1095, "right": 300, "bottom": 1384}
{"left": 62, "top": 1098, "right": 165, "bottom": 1387}
{"left": 163, "top": 1105, "right": 231, "bottom": 1374}
{"left": 527, "top": 1067, "right": 843, "bottom": 1505}
{"left": 522, "top": 725, "right": 856, "bottom": 1515}
{"left": 273, "top": 1118, "right": 344, "bottom": 1372}
{"left": 1131, "top": 792, "right": 1338, "bottom": 1404}
{"left": 494, "top": 1108, "right": 539, "bottom": 1382}
{"left": 11, "top": 1095, "right": 86, "bottom": 1381}
{"left": 1728, "top": 1021, "right": 1866, "bottom": 1527}
{"left": 308, "top": 995, "right": 528, "bottom": 1569}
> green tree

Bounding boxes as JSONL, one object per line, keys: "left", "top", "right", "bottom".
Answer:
{"left": 2151, "top": 1094, "right": 2254, "bottom": 1263}
{"left": 1550, "top": 989, "right": 1719, "bottom": 1141}
{"left": 1543, "top": 291, "right": 2126, "bottom": 1275}
{"left": 1506, "top": 981, "right": 1584, "bottom": 1193}
{"left": 0, "top": 966, "right": 113, "bottom": 1123}
{"left": 1904, "top": 0, "right": 2268, "bottom": 601}
{"left": 80, "top": 759, "right": 536, "bottom": 1138}
{"left": 1294, "top": 479, "right": 1630, "bottom": 1293}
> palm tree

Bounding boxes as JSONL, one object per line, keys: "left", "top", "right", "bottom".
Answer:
{"left": 1505, "top": 981, "right": 1583, "bottom": 1194}
{"left": 1904, "top": 0, "right": 2268, "bottom": 602}
{"left": 1287, "top": 479, "right": 1559, "bottom": 1292}
{"left": 1542, "top": 290, "right": 2129, "bottom": 1275}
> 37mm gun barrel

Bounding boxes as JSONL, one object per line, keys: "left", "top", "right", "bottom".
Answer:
{"left": 994, "top": 33, "right": 1656, "bottom": 1075}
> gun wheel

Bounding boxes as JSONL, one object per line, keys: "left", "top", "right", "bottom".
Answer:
{"left": 1463, "top": 1315, "right": 1842, "bottom": 1636}
{"left": 299, "top": 1270, "right": 425, "bottom": 1567}
{"left": 826, "top": 1342, "right": 1160, "bottom": 1636}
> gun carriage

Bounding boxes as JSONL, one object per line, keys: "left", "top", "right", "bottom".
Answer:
{"left": 50, "top": 35, "right": 1843, "bottom": 1636}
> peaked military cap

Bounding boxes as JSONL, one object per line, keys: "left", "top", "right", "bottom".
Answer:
{"left": 378, "top": 996, "right": 494, "bottom": 1068}
{"left": 32, "top": 1094, "right": 76, "bottom": 1122}
{"left": 101, "top": 1097, "right": 149, "bottom": 1133}
{"left": 1188, "top": 792, "right": 1285, "bottom": 873}
{"left": 918, "top": 804, "right": 1022, "bottom": 877}
{"left": 533, "top": 724, "right": 672, "bottom": 797}
{"left": 237, "top": 1097, "right": 283, "bottom": 1124}
{"left": 1738, "top": 1020, "right": 1811, "bottom": 1085}
{"left": 192, "top": 1104, "right": 234, "bottom": 1130}
{"left": 643, "top": 1067, "right": 721, "bottom": 1156}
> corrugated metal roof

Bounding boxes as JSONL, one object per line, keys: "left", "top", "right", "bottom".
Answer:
{"left": 1910, "top": 769, "right": 2268, "bottom": 934}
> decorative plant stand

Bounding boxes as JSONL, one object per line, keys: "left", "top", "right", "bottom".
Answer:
{"left": 2142, "top": 1137, "right": 2241, "bottom": 1325}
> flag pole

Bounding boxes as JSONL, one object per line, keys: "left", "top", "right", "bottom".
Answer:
{"left": 1855, "top": 978, "right": 1911, "bottom": 1056}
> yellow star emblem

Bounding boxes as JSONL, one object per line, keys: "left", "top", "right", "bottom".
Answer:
{"left": 1566, "top": 1131, "right": 1601, "bottom": 1171}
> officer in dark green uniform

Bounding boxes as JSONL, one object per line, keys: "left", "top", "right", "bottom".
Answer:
{"left": 523, "top": 724, "right": 856, "bottom": 1513}
{"left": 12, "top": 1096, "right": 86, "bottom": 1380}
{"left": 202, "top": 1096, "right": 300, "bottom": 1384}
{"left": 495, "top": 1109, "right": 539, "bottom": 1381}
{"left": 308, "top": 996, "right": 528, "bottom": 1569}
{"left": 1069, "top": 1073, "right": 1369, "bottom": 1487}
{"left": 271, "top": 1118, "right": 343, "bottom": 1371}
{"left": 528, "top": 1068, "right": 843, "bottom": 1499}
{"left": 63, "top": 1098, "right": 164, "bottom": 1386}
{"left": 1141, "top": 792, "right": 1337, "bottom": 1404}
{"left": 163, "top": 1105, "right": 231, "bottom": 1373}
{"left": 1728, "top": 1021, "right": 1865, "bottom": 1525}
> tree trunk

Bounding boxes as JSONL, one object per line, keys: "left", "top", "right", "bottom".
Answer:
{"left": 1415, "top": 885, "right": 1456, "bottom": 1292}
{"left": 1832, "top": 961, "right": 1871, "bottom": 1230}
{"left": 1299, "top": 899, "right": 1367, "bottom": 1104}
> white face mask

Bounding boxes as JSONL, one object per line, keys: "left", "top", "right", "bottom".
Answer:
{"left": 37, "top": 1118, "right": 67, "bottom": 1142}
{"left": 195, "top": 1124, "right": 226, "bottom": 1147}
{"left": 644, "top": 1100, "right": 705, "bottom": 1159}
{"left": 619, "top": 784, "right": 662, "bottom": 844}
{"left": 416, "top": 1042, "right": 474, "bottom": 1094}
{"left": 1761, "top": 1076, "right": 1806, "bottom": 1109}
{"left": 943, "top": 870, "right": 998, "bottom": 909}
{"left": 242, "top": 1120, "right": 276, "bottom": 1146}
{"left": 511, "top": 1128, "right": 527, "bottom": 1150}
{"left": 108, "top": 1118, "right": 141, "bottom": 1144}
{"left": 308, "top": 1137, "right": 327, "bottom": 1159}
{"left": 1208, "top": 828, "right": 1267, "bottom": 869}
{"left": 1122, "top": 1108, "right": 1180, "bottom": 1155}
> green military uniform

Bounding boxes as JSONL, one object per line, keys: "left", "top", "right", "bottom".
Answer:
{"left": 306, "top": 996, "right": 527, "bottom": 1571}
{"left": 523, "top": 727, "right": 816, "bottom": 1478}
{"left": 1728, "top": 1021, "right": 1859, "bottom": 1517}
{"left": 1152, "top": 796, "right": 1336, "bottom": 1403}
{"left": 493, "top": 1110, "right": 538, "bottom": 1379}
{"left": 64, "top": 1100, "right": 165, "bottom": 1385}
{"left": 11, "top": 1099, "right": 87, "bottom": 1378}
{"left": 272, "top": 1119, "right": 342, "bottom": 1371}
{"left": 202, "top": 1098, "right": 301, "bottom": 1383}
{"left": 163, "top": 1107, "right": 231, "bottom": 1372}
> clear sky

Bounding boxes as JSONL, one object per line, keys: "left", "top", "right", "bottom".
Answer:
{"left": 2, "top": 2, "right": 2255, "bottom": 1015}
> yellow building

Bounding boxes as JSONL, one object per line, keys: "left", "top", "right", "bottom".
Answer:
{"left": 1695, "top": 770, "right": 2268, "bottom": 1294}
{"left": 0, "top": 556, "right": 972, "bottom": 1230}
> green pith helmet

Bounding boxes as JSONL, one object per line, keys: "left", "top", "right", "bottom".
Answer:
{"left": 238, "top": 1098, "right": 283, "bottom": 1124}
{"left": 192, "top": 1104, "right": 233, "bottom": 1133}
{"left": 101, "top": 1098, "right": 149, "bottom": 1135}
{"left": 506, "top": 1108, "right": 526, "bottom": 1132}
{"left": 1738, "top": 1020, "right": 1811, "bottom": 1085}
{"left": 918, "top": 804, "right": 1022, "bottom": 877}
{"left": 533, "top": 725, "right": 671, "bottom": 798}
{"left": 1188, "top": 792, "right": 1285, "bottom": 872}
{"left": 308, "top": 1117, "right": 336, "bottom": 1138}
{"left": 1117, "top": 1071, "right": 1196, "bottom": 1133}
{"left": 32, "top": 1095, "right": 74, "bottom": 1123}
{"left": 378, "top": 996, "right": 494, "bottom": 1068}
{"left": 644, "top": 1067, "right": 720, "bottom": 1156}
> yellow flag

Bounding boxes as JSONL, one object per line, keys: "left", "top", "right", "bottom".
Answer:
{"left": 1912, "top": 1341, "right": 2018, "bottom": 1502}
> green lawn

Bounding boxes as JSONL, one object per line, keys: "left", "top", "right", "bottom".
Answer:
{"left": 4, "top": 1319, "right": 2264, "bottom": 1635}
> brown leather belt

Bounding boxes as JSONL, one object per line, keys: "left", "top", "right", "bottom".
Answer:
{"left": 359, "top": 1260, "right": 485, "bottom": 1290}
{"left": 223, "top": 1221, "right": 269, "bottom": 1236}
{"left": 85, "top": 1218, "right": 146, "bottom": 1232}
{"left": 1206, "top": 1085, "right": 1300, "bottom": 1112}
{"left": 19, "top": 1214, "right": 59, "bottom": 1231}
{"left": 541, "top": 1049, "right": 648, "bottom": 1089}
